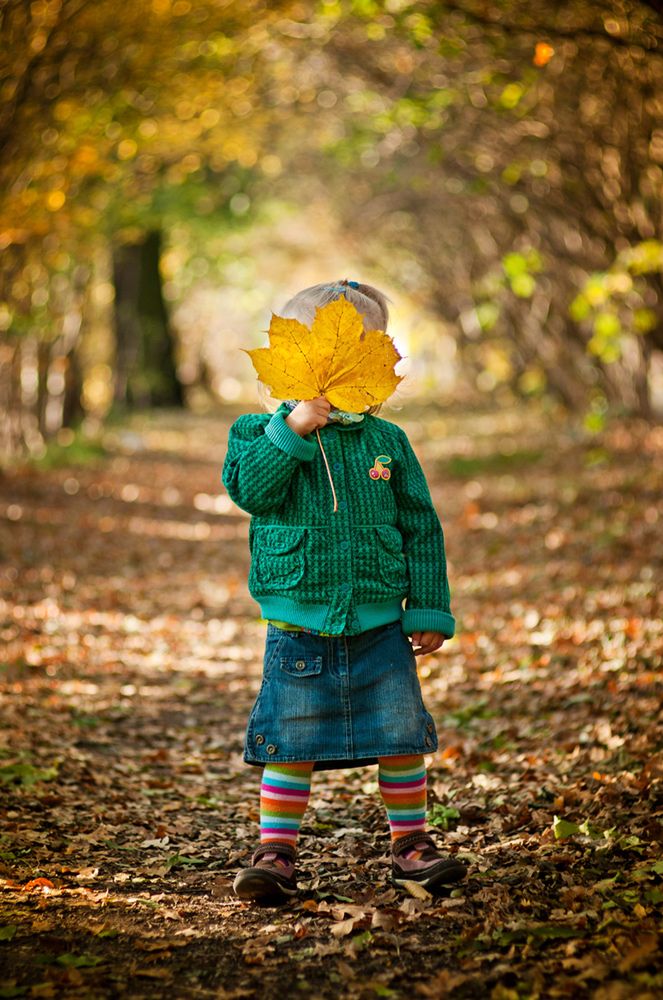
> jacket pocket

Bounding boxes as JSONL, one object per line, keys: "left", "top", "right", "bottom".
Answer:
{"left": 279, "top": 655, "right": 323, "bottom": 678}
{"left": 254, "top": 527, "right": 306, "bottom": 590}
{"left": 374, "top": 525, "right": 408, "bottom": 590}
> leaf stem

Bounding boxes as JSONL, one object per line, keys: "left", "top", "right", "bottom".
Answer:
{"left": 316, "top": 428, "right": 338, "bottom": 513}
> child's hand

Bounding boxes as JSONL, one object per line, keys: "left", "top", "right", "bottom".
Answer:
{"left": 411, "top": 631, "right": 446, "bottom": 656}
{"left": 286, "top": 397, "right": 331, "bottom": 436}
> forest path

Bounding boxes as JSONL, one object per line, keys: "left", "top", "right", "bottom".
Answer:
{"left": 1, "top": 403, "right": 661, "bottom": 998}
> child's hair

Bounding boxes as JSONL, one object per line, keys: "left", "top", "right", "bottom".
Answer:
{"left": 279, "top": 279, "right": 390, "bottom": 333}
{"left": 258, "top": 279, "right": 392, "bottom": 413}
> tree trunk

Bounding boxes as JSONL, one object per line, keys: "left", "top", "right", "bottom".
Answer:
{"left": 62, "top": 345, "right": 85, "bottom": 429}
{"left": 36, "top": 339, "right": 51, "bottom": 437}
{"left": 112, "top": 230, "right": 183, "bottom": 410}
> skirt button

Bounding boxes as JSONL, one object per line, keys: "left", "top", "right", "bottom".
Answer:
{"left": 427, "top": 723, "right": 434, "bottom": 733}
{"left": 295, "top": 660, "right": 306, "bottom": 671}
{"left": 266, "top": 744, "right": 277, "bottom": 755}
{"left": 255, "top": 734, "right": 265, "bottom": 745}
{"left": 425, "top": 736, "right": 433, "bottom": 747}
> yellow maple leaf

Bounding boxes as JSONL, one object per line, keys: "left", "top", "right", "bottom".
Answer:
{"left": 245, "top": 297, "right": 403, "bottom": 411}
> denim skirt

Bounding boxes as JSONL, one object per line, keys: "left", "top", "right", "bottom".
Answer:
{"left": 244, "top": 621, "right": 438, "bottom": 770}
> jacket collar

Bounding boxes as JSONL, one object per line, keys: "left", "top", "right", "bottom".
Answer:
{"left": 277, "top": 402, "right": 367, "bottom": 432}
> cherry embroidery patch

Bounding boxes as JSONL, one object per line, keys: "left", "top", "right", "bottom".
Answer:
{"left": 369, "top": 455, "right": 392, "bottom": 480}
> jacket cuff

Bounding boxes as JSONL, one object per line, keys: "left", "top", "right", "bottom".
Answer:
{"left": 265, "top": 411, "right": 317, "bottom": 461}
{"left": 401, "top": 608, "right": 456, "bottom": 638}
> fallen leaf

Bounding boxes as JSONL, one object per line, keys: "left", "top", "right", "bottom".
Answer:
{"left": 400, "top": 880, "right": 432, "bottom": 901}
{"left": 55, "top": 953, "right": 103, "bottom": 968}
{"left": 133, "top": 968, "right": 173, "bottom": 979}
{"left": 399, "top": 898, "right": 426, "bottom": 917}
{"left": 371, "top": 910, "right": 397, "bottom": 932}
{"left": 618, "top": 933, "right": 659, "bottom": 973}
{"left": 331, "top": 917, "right": 360, "bottom": 938}
{"left": 74, "top": 867, "right": 99, "bottom": 880}
{"left": 30, "top": 984, "right": 57, "bottom": 998}
{"left": 22, "top": 878, "right": 55, "bottom": 892}
{"left": 552, "top": 816, "right": 580, "bottom": 839}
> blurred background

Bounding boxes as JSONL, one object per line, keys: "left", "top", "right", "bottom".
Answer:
{"left": 1, "top": 0, "right": 662, "bottom": 459}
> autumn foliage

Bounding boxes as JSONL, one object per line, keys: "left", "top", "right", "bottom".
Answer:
{"left": 1, "top": 404, "right": 661, "bottom": 995}
{"left": 246, "top": 298, "right": 402, "bottom": 411}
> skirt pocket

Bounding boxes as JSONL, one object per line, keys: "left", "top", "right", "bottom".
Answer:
{"left": 246, "top": 638, "right": 329, "bottom": 761}
{"left": 280, "top": 655, "right": 323, "bottom": 678}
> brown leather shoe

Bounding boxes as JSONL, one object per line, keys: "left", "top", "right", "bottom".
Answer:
{"left": 233, "top": 841, "right": 298, "bottom": 902}
{"left": 391, "top": 831, "right": 467, "bottom": 893}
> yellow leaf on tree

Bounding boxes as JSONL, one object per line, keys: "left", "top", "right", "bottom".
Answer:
{"left": 245, "top": 296, "right": 403, "bottom": 411}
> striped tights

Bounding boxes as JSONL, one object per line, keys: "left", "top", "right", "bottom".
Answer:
{"left": 259, "top": 754, "right": 426, "bottom": 846}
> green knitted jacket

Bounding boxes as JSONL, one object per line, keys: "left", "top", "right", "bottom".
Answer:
{"left": 222, "top": 403, "right": 455, "bottom": 638}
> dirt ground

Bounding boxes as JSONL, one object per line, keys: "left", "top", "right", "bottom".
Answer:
{"left": 1, "top": 402, "right": 661, "bottom": 998}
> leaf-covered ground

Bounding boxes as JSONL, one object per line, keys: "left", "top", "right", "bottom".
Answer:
{"left": 1, "top": 403, "right": 661, "bottom": 999}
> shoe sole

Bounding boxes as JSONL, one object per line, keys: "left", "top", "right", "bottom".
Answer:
{"left": 233, "top": 870, "right": 298, "bottom": 903}
{"left": 392, "top": 861, "right": 467, "bottom": 892}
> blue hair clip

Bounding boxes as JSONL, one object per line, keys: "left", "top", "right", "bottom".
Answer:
{"left": 328, "top": 281, "right": 361, "bottom": 293}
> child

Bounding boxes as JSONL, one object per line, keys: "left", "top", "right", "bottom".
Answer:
{"left": 222, "top": 279, "right": 466, "bottom": 902}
